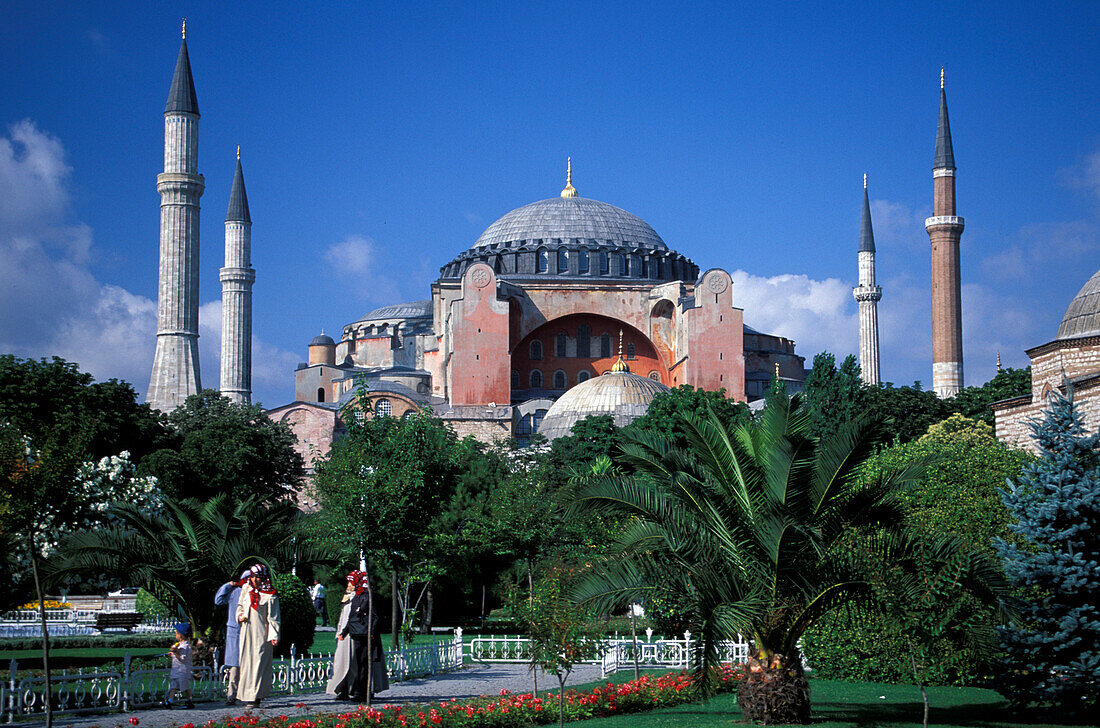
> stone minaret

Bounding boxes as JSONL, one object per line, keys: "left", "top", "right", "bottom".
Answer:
{"left": 926, "top": 68, "right": 965, "bottom": 398}
{"left": 853, "top": 174, "right": 882, "bottom": 385}
{"left": 219, "top": 148, "right": 254, "bottom": 403}
{"left": 148, "top": 21, "right": 204, "bottom": 412}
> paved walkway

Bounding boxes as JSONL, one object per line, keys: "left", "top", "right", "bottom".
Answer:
{"left": 30, "top": 664, "right": 605, "bottom": 728}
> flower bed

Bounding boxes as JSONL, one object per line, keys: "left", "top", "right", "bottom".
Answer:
{"left": 169, "top": 667, "right": 740, "bottom": 728}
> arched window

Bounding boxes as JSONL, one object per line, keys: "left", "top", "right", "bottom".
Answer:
{"left": 555, "top": 332, "right": 567, "bottom": 357}
{"left": 578, "top": 370, "right": 591, "bottom": 384}
{"left": 317, "top": 387, "right": 325, "bottom": 402}
{"left": 537, "top": 248, "right": 548, "bottom": 273}
{"left": 599, "top": 251, "right": 609, "bottom": 275}
{"left": 375, "top": 398, "right": 392, "bottom": 417}
{"left": 615, "top": 254, "right": 626, "bottom": 276}
{"left": 632, "top": 255, "right": 643, "bottom": 277}
{"left": 600, "top": 333, "right": 611, "bottom": 358}
{"left": 647, "top": 258, "right": 657, "bottom": 278}
{"left": 626, "top": 342, "right": 636, "bottom": 360}
{"left": 532, "top": 408, "right": 547, "bottom": 431}
{"left": 553, "top": 370, "right": 567, "bottom": 389}
{"left": 648, "top": 371, "right": 661, "bottom": 381}
{"left": 530, "top": 340, "right": 543, "bottom": 360}
{"left": 576, "top": 324, "right": 591, "bottom": 357}
{"left": 577, "top": 248, "right": 589, "bottom": 274}
{"left": 557, "top": 248, "right": 569, "bottom": 273}
{"left": 511, "top": 370, "right": 520, "bottom": 389}
{"left": 530, "top": 370, "right": 543, "bottom": 389}
{"left": 354, "top": 410, "right": 366, "bottom": 424}
{"left": 402, "top": 411, "right": 414, "bottom": 420}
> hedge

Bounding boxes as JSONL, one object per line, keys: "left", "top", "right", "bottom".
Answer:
{"left": 0, "top": 634, "right": 168, "bottom": 651}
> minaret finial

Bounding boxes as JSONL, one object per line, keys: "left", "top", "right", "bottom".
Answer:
{"left": 182, "top": 18, "right": 186, "bottom": 39}
{"left": 236, "top": 144, "right": 240, "bottom": 161}
{"left": 940, "top": 67, "right": 945, "bottom": 89}
{"left": 561, "top": 157, "right": 578, "bottom": 198}
{"left": 775, "top": 362, "right": 780, "bottom": 378}
{"left": 863, "top": 172, "right": 867, "bottom": 190}
{"left": 997, "top": 352, "right": 1002, "bottom": 371}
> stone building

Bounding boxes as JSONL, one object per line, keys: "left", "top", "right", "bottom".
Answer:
{"left": 993, "top": 267, "right": 1100, "bottom": 451}
{"left": 270, "top": 165, "right": 806, "bottom": 459}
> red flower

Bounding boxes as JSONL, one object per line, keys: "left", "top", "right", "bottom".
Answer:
{"left": 295, "top": 702, "right": 306, "bottom": 708}
{"left": 129, "top": 719, "right": 140, "bottom": 726}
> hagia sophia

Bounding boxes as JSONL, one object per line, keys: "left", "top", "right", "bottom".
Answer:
{"left": 143, "top": 28, "right": 1100, "bottom": 465}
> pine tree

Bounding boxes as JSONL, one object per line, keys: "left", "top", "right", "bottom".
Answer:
{"left": 994, "top": 391, "right": 1100, "bottom": 713}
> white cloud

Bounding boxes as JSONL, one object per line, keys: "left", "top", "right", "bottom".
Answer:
{"left": 981, "top": 220, "right": 1099, "bottom": 282}
{"left": 0, "top": 121, "right": 297, "bottom": 404}
{"left": 324, "top": 235, "right": 376, "bottom": 276}
{"left": 731, "top": 269, "right": 858, "bottom": 360}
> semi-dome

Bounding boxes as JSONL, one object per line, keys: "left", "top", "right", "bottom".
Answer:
{"left": 1057, "top": 269, "right": 1100, "bottom": 340}
{"left": 358, "top": 300, "right": 432, "bottom": 322}
{"left": 472, "top": 197, "right": 667, "bottom": 252}
{"left": 537, "top": 369, "right": 670, "bottom": 441}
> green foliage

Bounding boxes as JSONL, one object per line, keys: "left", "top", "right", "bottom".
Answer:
{"left": 135, "top": 588, "right": 171, "bottom": 620}
{"left": 272, "top": 573, "right": 315, "bottom": 657}
{"left": 803, "top": 414, "right": 1032, "bottom": 686}
{"left": 625, "top": 385, "right": 749, "bottom": 449}
{"left": 950, "top": 367, "right": 1031, "bottom": 426}
{"left": 858, "top": 381, "right": 948, "bottom": 444}
{"left": 139, "top": 390, "right": 304, "bottom": 502}
{"left": 995, "top": 392, "right": 1100, "bottom": 714}
{"left": 800, "top": 352, "right": 865, "bottom": 441}
{"left": 0, "top": 634, "right": 172, "bottom": 651}
{"left": 545, "top": 415, "right": 620, "bottom": 487}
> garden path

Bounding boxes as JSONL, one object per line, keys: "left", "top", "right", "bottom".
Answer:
{"left": 30, "top": 663, "right": 605, "bottom": 728}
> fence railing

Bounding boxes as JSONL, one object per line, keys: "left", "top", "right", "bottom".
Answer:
{"left": 2, "top": 632, "right": 465, "bottom": 721}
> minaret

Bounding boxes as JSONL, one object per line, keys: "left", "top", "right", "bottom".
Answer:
{"left": 220, "top": 147, "right": 255, "bottom": 404}
{"left": 853, "top": 173, "right": 882, "bottom": 385}
{"left": 148, "top": 21, "right": 204, "bottom": 412}
{"left": 925, "top": 68, "right": 965, "bottom": 398}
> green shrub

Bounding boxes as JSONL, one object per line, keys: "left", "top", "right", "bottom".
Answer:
{"left": 135, "top": 588, "right": 171, "bottom": 620}
{"left": 325, "top": 582, "right": 348, "bottom": 629}
{"left": 272, "top": 573, "right": 315, "bottom": 657}
{"left": 0, "top": 634, "right": 169, "bottom": 650}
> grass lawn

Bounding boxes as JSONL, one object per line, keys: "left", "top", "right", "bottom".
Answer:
{"left": 573, "top": 678, "right": 1097, "bottom": 728}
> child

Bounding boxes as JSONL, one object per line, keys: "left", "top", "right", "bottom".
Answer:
{"left": 164, "top": 622, "right": 195, "bottom": 709}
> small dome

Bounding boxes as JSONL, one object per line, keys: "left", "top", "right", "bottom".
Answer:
{"left": 358, "top": 300, "right": 432, "bottom": 322}
{"left": 309, "top": 333, "right": 335, "bottom": 347}
{"left": 1057, "top": 269, "right": 1100, "bottom": 340}
{"left": 537, "top": 371, "right": 669, "bottom": 441}
{"left": 472, "top": 197, "right": 667, "bottom": 252}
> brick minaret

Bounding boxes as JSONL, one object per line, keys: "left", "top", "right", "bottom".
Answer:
{"left": 925, "top": 69, "right": 965, "bottom": 398}
{"left": 148, "top": 21, "right": 204, "bottom": 412}
{"left": 853, "top": 174, "right": 881, "bottom": 385}
{"left": 219, "top": 148, "right": 254, "bottom": 403}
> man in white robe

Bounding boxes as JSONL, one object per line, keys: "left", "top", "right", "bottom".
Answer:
{"left": 235, "top": 564, "right": 280, "bottom": 707}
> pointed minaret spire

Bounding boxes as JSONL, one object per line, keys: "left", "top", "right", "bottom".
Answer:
{"left": 165, "top": 23, "right": 199, "bottom": 115}
{"left": 854, "top": 174, "right": 882, "bottom": 385}
{"left": 927, "top": 68, "right": 966, "bottom": 398}
{"left": 560, "top": 157, "right": 578, "bottom": 198}
{"left": 226, "top": 151, "right": 251, "bottom": 224}
{"left": 220, "top": 151, "right": 255, "bottom": 404}
{"left": 934, "top": 68, "right": 955, "bottom": 171}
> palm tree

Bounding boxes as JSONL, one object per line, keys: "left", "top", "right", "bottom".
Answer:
{"left": 568, "top": 394, "right": 1010, "bottom": 724}
{"left": 53, "top": 494, "right": 322, "bottom": 635}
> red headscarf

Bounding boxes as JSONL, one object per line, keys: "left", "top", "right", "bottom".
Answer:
{"left": 355, "top": 572, "right": 372, "bottom": 596}
{"left": 345, "top": 570, "right": 362, "bottom": 585}
{"left": 248, "top": 564, "right": 276, "bottom": 610}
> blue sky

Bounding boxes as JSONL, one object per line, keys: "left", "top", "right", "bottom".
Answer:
{"left": 2, "top": 1, "right": 1099, "bottom": 407}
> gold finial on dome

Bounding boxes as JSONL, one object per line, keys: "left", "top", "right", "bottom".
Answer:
{"left": 561, "top": 157, "right": 578, "bottom": 198}
{"left": 182, "top": 18, "right": 187, "bottom": 39}
{"left": 236, "top": 145, "right": 240, "bottom": 160}
{"left": 997, "top": 352, "right": 1002, "bottom": 371}
{"left": 610, "top": 329, "right": 630, "bottom": 373}
{"left": 940, "top": 67, "right": 945, "bottom": 89}
{"left": 774, "top": 361, "right": 780, "bottom": 378}
{"left": 863, "top": 172, "right": 867, "bottom": 190}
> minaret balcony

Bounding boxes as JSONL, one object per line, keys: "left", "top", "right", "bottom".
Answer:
{"left": 924, "top": 215, "right": 964, "bottom": 231}
{"left": 853, "top": 285, "right": 882, "bottom": 303}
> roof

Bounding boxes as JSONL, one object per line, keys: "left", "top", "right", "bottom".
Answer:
{"left": 226, "top": 158, "right": 250, "bottom": 223}
{"left": 933, "top": 87, "right": 955, "bottom": 170}
{"left": 358, "top": 300, "right": 432, "bottom": 322}
{"left": 859, "top": 186, "right": 875, "bottom": 253}
{"left": 472, "top": 197, "right": 667, "bottom": 252}
{"left": 536, "top": 371, "right": 669, "bottom": 441}
{"left": 165, "top": 40, "right": 199, "bottom": 115}
{"left": 309, "top": 333, "right": 335, "bottom": 346}
{"left": 1057, "top": 268, "right": 1100, "bottom": 340}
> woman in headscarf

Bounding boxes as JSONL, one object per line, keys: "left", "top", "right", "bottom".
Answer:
{"left": 334, "top": 572, "right": 388, "bottom": 702}
{"left": 235, "top": 563, "right": 280, "bottom": 708}
{"left": 214, "top": 570, "right": 251, "bottom": 705}
{"left": 326, "top": 570, "right": 359, "bottom": 697}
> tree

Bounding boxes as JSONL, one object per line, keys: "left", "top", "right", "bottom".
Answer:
{"left": 995, "top": 392, "right": 1100, "bottom": 714}
{"left": 568, "top": 394, "right": 1010, "bottom": 724}
{"left": 950, "top": 366, "right": 1031, "bottom": 426}
{"left": 55, "top": 494, "right": 315, "bottom": 636}
{"left": 862, "top": 381, "right": 949, "bottom": 444}
{"left": 800, "top": 352, "right": 865, "bottom": 441}
{"left": 139, "top": 390, "right": 304, "bottom": 502}
{"left": 626, "top": 385, "right": 749, "bottom": 448}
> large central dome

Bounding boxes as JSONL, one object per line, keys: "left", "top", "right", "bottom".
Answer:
{"left": 471, "top": 197, "right": 667, "bottom": 252}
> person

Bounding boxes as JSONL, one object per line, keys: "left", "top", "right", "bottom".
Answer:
{"left": 311, "top": 578, "right": 328, "bottom": 627}
{"left": 164, "top": 622, "right": 195, "bottom": 709}
{"left": 325, "top": 570, "right": 359, "bottom": 696}
{"left": 334, "top": 572, "right": 388, "bottom": 702}
{"left": 215, "top": 570, "right": 249, "bottom": 705}
{"left": 235, "top": 563, "right": 280, "bottom": 708}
